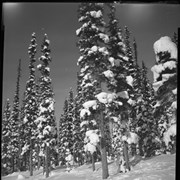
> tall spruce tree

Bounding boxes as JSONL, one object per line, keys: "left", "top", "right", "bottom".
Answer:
{"left": 106, "top": 3, "right": 132, "bottom": 173}
{"left": 66, "top": 88, "right": 74, "bottom": 154}
{"left": 19, "top": 92, "right": 28, "bottom": 171}
{"left": 21, "top": 32, "right": 38, "bottom": 176}
{"left": 1, "top": 99, "right": 12, "bottom": 175}
{"left": 137, "top": 61, "right": 157, "bottom": 157}
{"left": 72, "top": 96, "right": 85, "bottom": 165}
{"left": 37, "top": 33, "right": 56, "bottom": 178}
{"left": 76, "top": 3, "right": 110, "bottom": 178}
{"left": 58, "top": 99, "right": 69, "bottom": 166}
{"left": 151, "top": 36, "right": 177, "bottom": 153}
{"left": 9, "top": 59, "right": 21, "bottom": 173}
{"left": 73, "top": 73, "right": 86, "bottom": 165}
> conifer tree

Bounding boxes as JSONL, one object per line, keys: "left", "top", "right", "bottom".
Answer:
{"left": 137, "top": 61, "right": 157, "bottom": 157}
{"left": 73, "top": 73, "right": 85, "bottom": 165}
{"left": 72, "top": 94, "right": 84, "bottom": 165}
{"left": 21, "top": 32, "right": 38, "bottom": 176}
{"left": 37, "top": 33, "right": 56, "bottom": 178}
{"left": 151, "top": 36, "right": 177, "bottom": 153}
{"left": 34, "top": 80, "right": 43, "bottom": 170}
{"left": 66, "top": 88, "right": 74, "bottom": 154}
{"left": 1, "top": 99, "right": 12, "bottom": 175}
{"left": 19, "top": 92, "right": 28, "bottom": 171}
{"left": 58, "top": 99, "right": 69, "bottom": 165}
{"left": 106, "top": 3, "right": 132, "bottom": 173}
{"left": 9, "top": 59, "right": 21, "bottom": 173}
{"left": 76, "top": 3, "right": 110, "bottom": 178}
{"left": 123, "top": 26, "right": 136, "bottom": 76}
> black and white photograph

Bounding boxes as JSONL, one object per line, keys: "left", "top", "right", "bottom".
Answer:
{"left": 1, "top": 2, "right": 179, "bottom": 180}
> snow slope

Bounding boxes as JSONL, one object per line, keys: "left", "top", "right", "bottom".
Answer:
{"left": 2, "top": 154, "right": 175, "bottom": 180}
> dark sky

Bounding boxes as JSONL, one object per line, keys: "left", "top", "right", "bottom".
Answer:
{"left": 2, "top": 3, "right": 180, "bottom": 120}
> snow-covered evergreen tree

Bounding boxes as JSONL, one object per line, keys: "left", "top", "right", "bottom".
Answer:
{"left": 136, "top": 61, "right": 157, "bottom": 157}
{"left": 1, "top": 99, "right": 12, "bottom": 175}
{"left": 21, "top": 32, "right": 38, "bottom": 176}
{"left": 58, "top": 99, "right": 69, "bottom": 166}
{"left": 123, "top": 26, "right": 136, "bottom": 77}
{"left": 66, "top": 88, "right": 74, "bottom": 154}
{"left": 36, "top": 33, "right": 57, "bottom": 178}
{"left": 19, "top": 92, "right": 28, "bottom": 171}
{"left": 9, "top": 59, "right": 21, "bottom": 173}
{"left": 106, "top": 3, "right": 132, "bottom": 173}
{"left": 151, "top": 36, "right": 177, "bottom": 153}
{"left": 59, "top": 89, "right": 80, "bottom": 167}
{"left": 72, "top": 94, "right": 84, "bottom": 165}
{"left": 76, "top": 3, "right": 110, "bottom": 178}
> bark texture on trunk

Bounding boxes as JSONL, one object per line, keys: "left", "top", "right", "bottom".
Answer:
{"left": 99, "top": 107, "right": 109, "bottom": 179}
{"left": 29, "top": 139, "right": 33, "bottom": 176}
{"left": 123, "top": 141, "right": 130, "bottom": 171}
{"left": 92, "top": 152, "right": 95, "bottom": 171}
{"left": 45, "top": 145, "right": 49, "bottom": 178}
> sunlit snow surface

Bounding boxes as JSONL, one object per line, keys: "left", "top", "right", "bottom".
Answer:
{"left": 2, "top": 154, "right": 175, "bottom": 180}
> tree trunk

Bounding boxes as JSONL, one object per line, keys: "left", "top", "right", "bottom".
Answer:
{"left": 116, "top": 154, "right": 120, "bottom": 173}
{"left": 99, "top": 106, "right": 109, "bottom": 179}
{"left": 17, "top": 134, "right": 22, "bottom": 172}
{"left": 12, "top": 156, "right": 14, "bottom": 173}
{"left": 92, "top": 152, "right": 95, "bottom": 171}
{"left": 37, "top": 146, "right": 41, "bottom": 170}
{"left": 24, "top": 154, "right": 27, "bottom": 171}
{"left": 138, "top": 139, "right": 144, "bottom": 156}
{"left": 29, "top": 139, "right": 33, "bottom": 176}
{"left": 131, "top": 143, "right": 137, "bottom": 157}
{"left": 43, "top": 156, "right": 45, "bottom": 175}
{"left": 38, "top": 156, "right": 41, "bottom": 170}
{"left": 123, "top": 141, "right": 130, "bottom": 171}
{"left": 45, "top": 145, "right": 49, "bottom": 178}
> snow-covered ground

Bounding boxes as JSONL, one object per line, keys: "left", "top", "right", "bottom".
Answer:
{"left": 2, "top": 154, "right": 175, "bottom": 180}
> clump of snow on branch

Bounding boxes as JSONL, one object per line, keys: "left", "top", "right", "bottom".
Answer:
{"left": 23, "top": 116, "right": 28, "bottom": 123}
{"left": 91, "top": 45, "right": 98, "bottom": 52}
{"left": 110, "top": 116, "right": 119, "bottom": 123}
{"left": 151, "top": 61, "right": 176, "bottom": 82}
{"left": 95, "top": 92, "right": 116, "bottom": 104}
{"left": 152, "top": 80, "right": 164, "bottom": 92}
{"left": 37, "top": 64, "right": 42, "bottom": 69}
{"left": 21, "top": 144, "right": 30, "bottom": 155}
{"left": 172, "top": 88, "right": 177, "bottom": 95}
{"left": 108, "top": 57, "right": 115, "bottom": 66}
{"left": 162, "top": 73, "right": 176, "bottom": 81}
{"left": 126, "top": 76, "right": 133, "bottom": 87}
{"left": 153, "top": 36, "right": 177, "bottom": 62}
{"left": 171, "top": 101, "right": 177, "bottom": 110}
{"left": 88, "top": 46, "right": 109, "bottom": 56}
{"left": 84, "top": 130, "right": 100, "bottom": 154}
{"left": 99, "top": 47, "right": 109, "bottom": 55}
{"left": 163, "top": 124, "right": 176, "bottom": 147}
{"left": 122, "top": 132, "right": 139, "bottom": 145}
{"left": 83, "top": 100, "right": 98, "bottom": 110}
{"left": 76, "top": 22, "right": 90, "bottom": 36}
{"left": 80, "top": 100, "right": 97, "bottom": 119}
{"left": 127, "top": 98, "right": 136, "bottom": 106}
{"left": 99, "top": 33, "right": 109, "bottom": 43}
{"left": 103, "top": 70, "right": 114, "bottom": 79}
{"left": 80, "top": 109, "right": 91, "bottom": 118}
{"left": 117, "top": 91, "right": 129, "bottom": 99}
{"left": 89, "top": 10, "right": 102, "bottom": 18}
